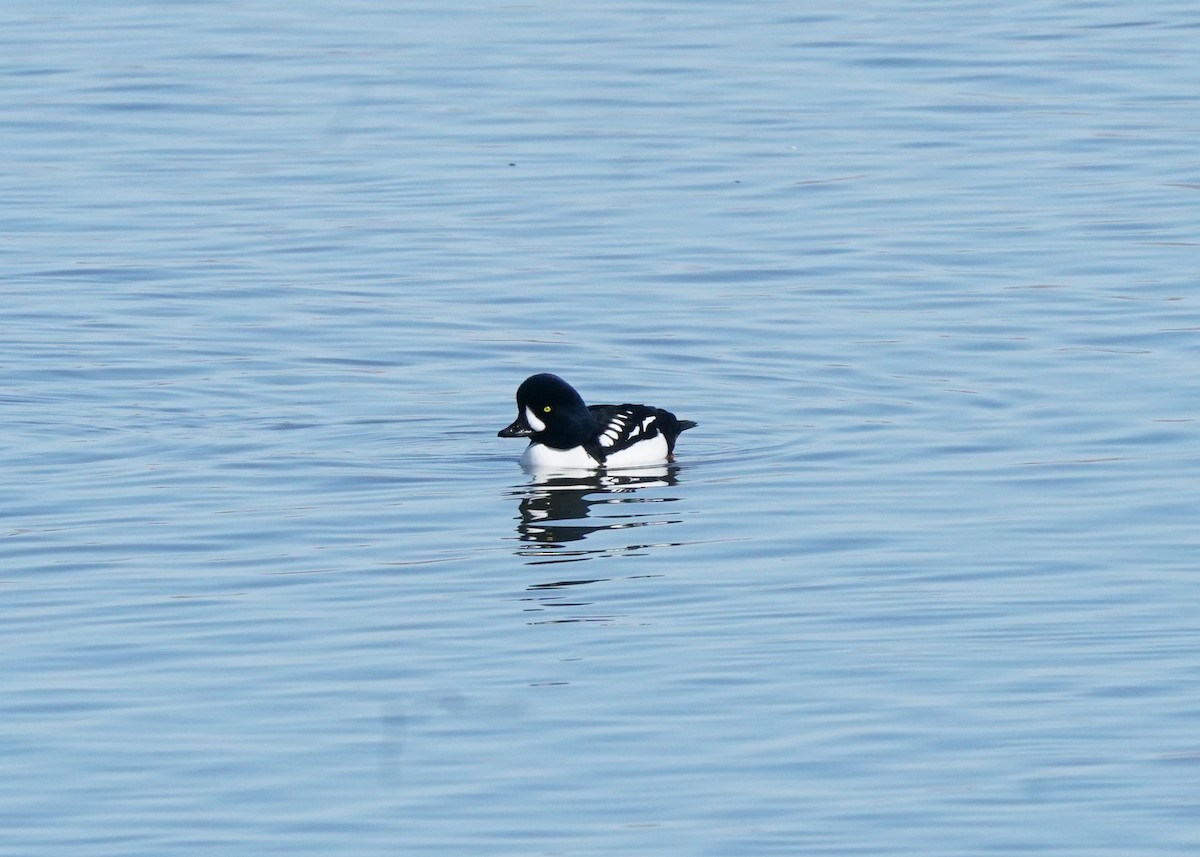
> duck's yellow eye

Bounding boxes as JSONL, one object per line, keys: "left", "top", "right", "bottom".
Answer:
{"left": 543, "top": 405, "right": 552, "bottom": 413}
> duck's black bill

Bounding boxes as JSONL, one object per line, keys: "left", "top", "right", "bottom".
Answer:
{"left": 498, "top": 416, "right": 532, "bottom": 438}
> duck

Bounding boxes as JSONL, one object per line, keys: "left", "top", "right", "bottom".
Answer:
{"left": 498, "top": 373, "right": 697, "bottom": 469}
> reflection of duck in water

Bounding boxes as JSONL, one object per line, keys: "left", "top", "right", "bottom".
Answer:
{"left": 507, "top": 470, "right": 690, "bottom": 618}
{"left": 498, "top": 374, "right": 696, "bottom": 470}
{"left": 511, "top": 470, "right": 681, "bottom": 549}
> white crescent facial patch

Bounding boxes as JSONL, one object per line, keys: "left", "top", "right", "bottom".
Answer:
{"left": 524, "top": 405, "right": 546, "bottom": 433}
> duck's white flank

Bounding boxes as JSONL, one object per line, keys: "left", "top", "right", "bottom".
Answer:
{"left": 520, "top": 433, "right": 669, "bottom": 470}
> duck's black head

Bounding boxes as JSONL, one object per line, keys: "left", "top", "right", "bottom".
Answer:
{"left": 497, "top": 373, "right": 598, "bottom": 449}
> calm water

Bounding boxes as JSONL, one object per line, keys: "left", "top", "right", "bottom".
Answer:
{"left": 4, "top": 1, "right": 1200, "bottom": 854}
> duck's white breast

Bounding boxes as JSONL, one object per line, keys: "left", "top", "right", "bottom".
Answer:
{"left": 520, "top": 442, "right": 600, "bottom": 469}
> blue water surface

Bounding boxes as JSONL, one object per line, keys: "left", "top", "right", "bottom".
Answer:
{"left": 3, "top": 1, "right": 1200, "bottom": 854}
